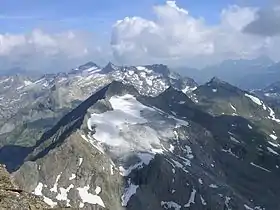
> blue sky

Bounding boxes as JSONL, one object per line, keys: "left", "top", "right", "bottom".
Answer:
{"left": 0, "top": 0, "right": 268, "bottom": 34}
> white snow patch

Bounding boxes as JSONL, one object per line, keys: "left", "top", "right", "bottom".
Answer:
{"left": 184, "top": 188, "right": 196, "bottom": 207}
{"left": 81, "top": 134, "right": 105, "bottom": 154}
{"left": 33, "top": 182, "right": 57, "bottom": 207}
{"left": 230, "top": 136, "right": 240, "bottom": 143}
{"left": 110, "top": 165, "right": 114, "bottom": 175}
{"left": 184, "top": 145, "right": 194, "bottom": 159}
{"left": 170, "top": 159, "right": 189, "bottom": 173}
{"left": 200, "top": 195, "right": 207, "bottom": 206}
{"left": 221, "top": 148, "right": 239, "bottom": 158}
{"left": 178, "top": 155, "right": 191, "bottom": 167}
{"left": 128, "top": 70, "right": 135, "bottom": 76}
{"left": 88, "top": 94, "right": 158, "bottom": 150}
{"left": 56, "top": 184, "right": 74, "bottom": 207}
{"left": 16, "top": 85, "right": 24, "bottom": 90}
{"left": 244, "top": 204, "right": 254, "bottom": 210}
{"left": 209, "top": 184, "right": 218, "bottom": 188}
{"left": 151, "top": 148, "right": 164, "bottom": 154}
{"left": 198, "top": 178, "right": 203, "bottom": 185}
{"left": 145, "top": 77, "right": 153, "bottom": 86}
{"left": 121, "top": 179, "right": 139, "bottom": 207}
{"left": 269, "top": 134, "right": 278, "bottom": 140}
{"left": 268, "top": 141, "right": 280, "bottom": 148}
{"left": 33, "top": 182, "right": 43, "bottom": 196}
{"left": 169, "top": 144, "right": 175, "bottom": 153}
{"left": 77, "top": 185, "right": 105, "bottom": 208}
{"left": 57, "top": 77, "right": 67, "bottom": 83}
{"left": 250, "top": 162, "right": 271, "bottom": 172}
{"left": 161, "top": 201, "right": 181, "bottom": 210}
{"left": 136, "top": 66, "right": 146, "bottom": 71}
{"left": 229, "top": 103, "right": 236, "bottom": 112}
{"left": 225, "top": 196, "right": 231, "bottom": 210}
{"left": 268, "top": 107, "right": 280, "bottom": 123}
{"left": 33, "top": 78, "right": 44, "bottom": 84}
{"left": 211, "top": 164, "right": 215, "bottom": 168}
{"left": 136, "top": 66, "right": 153, "bottom": 73}
{"left": 79, "top": 202, "right": 85, "bottom": 208}
{"left": 212, "top": 89, "right": 217, "bottom": 93}
{"left": 95, "top": 186, "right": 102, "bottom": 195}
{"left": 264, "top": 93, "right": 272, "bottom": 97}
{"left": 86, "top": 66, "right": 100, "bottom": 72}
{"left": 43, "top": 197, "right": 57, "bottom": 208}
{"left": 24, "top": 80, "right": 33, "bottom": 86}
{"left": 69, "top": 173, "right": 76, "bottom": 180}
{"left": 245, "top": 93, "right": 262, "bottom": 106}
{"left": 78, "top": 157, "right": 83, "bottom": 166}
{"left": 182, "top": 86, "right": 197, "bottom": 94}
{"left": 267, "top": 147, "right": 279, "bottom": 155}
{"left": 248, "top": 124, "right": 252, "bottom": 129}
{"left": 50, "top": 173, "right": 62, "bottom": 193}
{"left": 0, "top": 78, "right": 10, "bottom": 83}
{"left": 172, "top": 168, "right": 175, "bottom": 174}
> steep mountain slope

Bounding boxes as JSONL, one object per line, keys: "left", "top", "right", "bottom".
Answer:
{"left": 6, "top": 81, "right": 280, "bottom": 210}
{"left": 193, "top": 77, "right": 280, "bottom": 142}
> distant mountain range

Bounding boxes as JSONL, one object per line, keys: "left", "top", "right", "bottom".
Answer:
{"left": 2, "top": 57, "right": 280, "bottom": 91}
{"left": 1, "top": 61, "right": 280, "bottom": 209}
{"left": 176, "top": 56, "right": 280, "bottom": 90}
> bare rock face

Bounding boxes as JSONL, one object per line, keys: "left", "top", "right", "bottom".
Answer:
{"left": 0, "top": 164, "right": 50, "bottom": 209}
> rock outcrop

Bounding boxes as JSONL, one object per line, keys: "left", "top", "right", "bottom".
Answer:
{"left": 0, "top": 164, "right": 50, "bottom": 209}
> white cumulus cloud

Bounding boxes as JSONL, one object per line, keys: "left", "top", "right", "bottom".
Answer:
{"left": 111, "top": 1, "right": 280, "bottom": 67}
{"left": 0, "top": 29, "right": 110, "bottom": 72}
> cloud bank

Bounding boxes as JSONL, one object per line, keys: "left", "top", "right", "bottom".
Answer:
{"left": 111, "top": 1, "right": 280, "bottom": 67}
{"left": 0, "top": 30, "right": 110, "bottom": 72}
{"left": 0, "top": 1, "right": 280, "bottom": 72}
{"left": 243, "top": 6, "right": 280, "bottom": 37}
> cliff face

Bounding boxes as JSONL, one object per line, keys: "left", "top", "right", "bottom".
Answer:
{"left": 0, "top": 164, "right": 50, "bottom": 209}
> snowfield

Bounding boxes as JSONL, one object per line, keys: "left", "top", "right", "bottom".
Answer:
{"left": 87, "top": 94, "right": 158, "bottom": 150}
{"left": 87, "top": 94, "right": 184, "bottom": 155}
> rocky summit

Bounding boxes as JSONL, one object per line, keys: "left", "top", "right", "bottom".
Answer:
{"left": 1, "top": 62, "right": 280, "bottom": 210}
{"left": 0, "top": 164, "right": 50, "bottom": 209}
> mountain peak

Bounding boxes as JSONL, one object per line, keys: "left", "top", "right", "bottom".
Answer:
{"left": 103, "top": 62, "right": 120, "bottom": 73}
{"left": 76, "top": 61, "right": 99, "bottom": 70}
{"left": 209, "top": 76, "right": 225, "bottom": 84}
{"left": 144, "top": 64, "right": 170, "bottom": 76}
{"left": 70, "top": 61, "right": 100, "bottom": 75}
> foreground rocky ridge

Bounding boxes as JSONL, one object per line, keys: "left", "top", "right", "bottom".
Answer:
{"left": 0, "top": 164, "right": 50, "bottom": 209}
